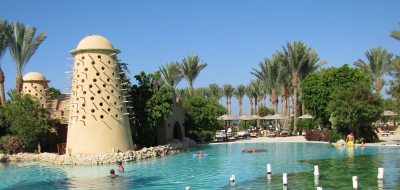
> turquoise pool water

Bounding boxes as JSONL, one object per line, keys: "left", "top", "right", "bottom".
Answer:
{"left": 1, "top": 142, "right": 400, "bottom": 189}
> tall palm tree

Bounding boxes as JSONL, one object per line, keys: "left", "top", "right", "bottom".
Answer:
{"left": 223, "top": 84, "right": 235, "bottom": 115}
{"left": 159, "top": 62, "right": 183, "bottom": 89}
{"left": 282, "top": 41, "right": 320, "bottom": 134}
{"left": 354, "top": 47, "right": 394, "bottom": 94}
{"left": 234, "top": 84, "right": 246, "bottom": 116}
{"left": 251, "top": 54, "right": 282, "bottom": 113}
{"left": 250, "top": 79, "right": 263, "bottom": 115}
{"left": 5, "top": 22, "right": 46, "bottom": 92}
{"left": 0, "top": 20, "right": 8, "bottom": 105}
{"left": 246, "top": 84, "right": 254, "bottom": 115}
{"left": 208, "top": 83, "right": 222, "bottom": 100}
{"left": 179, "top": 55, "right": 207, "bottom": 96}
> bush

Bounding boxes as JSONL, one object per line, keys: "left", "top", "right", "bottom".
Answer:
{"left": 329, "top": 130, "right": 343, "bottom": 143}
{"left": 186, "top": 129, "right": 215, "bottom": 142}
{"left": 0, "top": 135, "right": 25, "bottom": 154}
{"left": 304, "top": 129, "right": 332, "bottom": 141}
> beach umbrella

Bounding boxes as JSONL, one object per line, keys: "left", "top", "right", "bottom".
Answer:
{"left": 218, "top": 114, "right": 238, "bottom": 120}
{"left": 383, "top": 110, "right": 398, "bottom": 116}
{"left": 239, "top": 115, "right": 259, "bottom": 129}
{"left": 261, "top": 115, "right": 274, "bottom": 120}
{"left": 298, "top": 114, "right": 313, "bottom": 119}
{"left": 270, "top": 113, "right": 286, "bottom": 120}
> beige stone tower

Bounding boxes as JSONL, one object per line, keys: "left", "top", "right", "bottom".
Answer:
{"left": 66, "top": 35, "right": 133, "bottom": 155}
{"left": 22, "top": 72, "right": 49, "bottom": 108}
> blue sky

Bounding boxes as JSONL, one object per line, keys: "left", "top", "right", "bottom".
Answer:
{"left": 1, "top": 0, "right": 399, "bottom": 115}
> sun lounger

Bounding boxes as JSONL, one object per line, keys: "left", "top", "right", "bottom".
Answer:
{"left": 381, "top": 132, "right": 390, "bottom": 137}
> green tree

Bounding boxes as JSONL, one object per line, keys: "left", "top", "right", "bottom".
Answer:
{"left": 282, "top": 41, "right": 322, "bottom": 134}
{"left": 4, "top": 22, "right": 46, "bottom": 92}
{"left": 179, "top": 55, "right": 207, "bottom": 96}
{"left": 48, "top": 87, "right": 61, "bottom": 100}
{"left": 0, "top": 20, "right": 8, "bottom": 105}
{"left": 129, "top": 71, "right": 174, "bottom": 147}
{"left": 327, "top": 83, "right": 383, "bottom": 142}
{"left": 251, "top": 54, "right": 282, "bottom": 113}
{"left": 182, "top": 95, "right": 225, "bottom": 142}
{"left": 391, "top": 29, "right": 400, "bottom": 41}
{"left": 250, "top": 79, "right": 263, "bottom": 115}
{"left": 0, "top": 91, "right": 51, "bottom": 151}
{"left": 354, "top": 47, "right": 394, "bottom": 94}
{"left": 222, "top": 84, "right": 234, "bottom": 115}
{"left": 208, "top": 83, "right": 221, "bottom": 99}
{"left": 234, "top": 84, "right": 246, "bottom": 116}
{"left": 159, "top": 62, "right": 183, "bottom": 89}
{"left": 301, "top": 65, "right": 371, "bottom": 127}
{"left": 246, "top": 84, "right": 254, "bottom": 115}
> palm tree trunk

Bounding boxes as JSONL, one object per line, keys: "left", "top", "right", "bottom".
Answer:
{"left": 293, "top": 86, "right": 298, "bottom": 135}
{"left": 0, "top": 68, "right": 5, "bottom": 105}
{"left": 375, "top": 79, "right": 383, "bottom": 94}
{"left": 226, "top": 98, "right": 229, "bottom": 114}
{"left": 239, "top": 98, "right": 243, "bottom": 116}
{"left": 16, "top": 75, "right": 23, "bottom": 93}
{"left": 249, "top": 98, "right": 253, "bottom": 115}
{"left": 253, "top": 97, "right": 258, "bottom": 114}
{"left": 188, "top": 81, "right": 194, "bottom": 96}
{"left": 301, "top": 102, "right": 305, "bottom": 115}
{"left": 228, "top": 98, "right": 232, "bottom": 115}
{"left": 271, "top": 89, "right": 278, "bottom": 114}
{"left": 257, "top": 96, "right": 261, "bottom": 115}
{"left": 281, "top": 95, "right": 285, "bottom": 115}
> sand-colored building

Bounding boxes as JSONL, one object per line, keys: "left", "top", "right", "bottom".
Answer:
{"left": 65, "top": 35, "right": 134, "bottom": 155}
{"left": 22, "top": 72, "right": 50, "bottom": 108}
{"left": 21, "top": 35, "right": 187, "bottom": 155}
{"left": 157, "top": 99, "right": 185, "bottom": 144}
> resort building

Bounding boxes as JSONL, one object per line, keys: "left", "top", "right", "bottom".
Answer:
{"left": 20, "top": 35, "right": 187, "bottom": 155}
{"left": 157, "top": 99, "right": 185, "bottom": 144}
{"left": 65, "top": 35, "right": 134, "bottom": 155}
{"left": 22, "top": 72, "right": 50, "bottom": 108}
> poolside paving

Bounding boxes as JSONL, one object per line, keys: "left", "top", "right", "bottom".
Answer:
{"left": 222, "top": 131, "right": 400, "bottom": 146}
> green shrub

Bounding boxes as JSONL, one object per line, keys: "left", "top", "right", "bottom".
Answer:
{"left": 0, "top": 135, "right": 25, "bottom": 154}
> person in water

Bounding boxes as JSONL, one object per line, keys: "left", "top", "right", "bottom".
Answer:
{"left": 109, "top": 169, "right": 118, "bottom": 178}
{"left": 195, "top": 151, "right": 205, "bottom": 157}
{"left": 117, "top": 161, "right": 124, "bottom": 173}
{"left": 346, "top": 132, "right": 355, "bottom": 147}
{"left": 242, "top": 148, "right": 267, "bottom": 153}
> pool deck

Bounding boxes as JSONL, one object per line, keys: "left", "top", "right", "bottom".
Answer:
{"left": 218, "top": 131, "right": 400, "bottom": 146}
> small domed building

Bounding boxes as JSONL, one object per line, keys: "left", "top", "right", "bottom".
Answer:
{"left": 66, "top": 35, "right": 134, "bottom": 155}
{"left": 22, "top": 72, "right": 50, "bottom": 108}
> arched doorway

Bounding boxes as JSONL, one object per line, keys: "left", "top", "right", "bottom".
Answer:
{"left": 173, "top": 122, "right": 183, "bottom": 141}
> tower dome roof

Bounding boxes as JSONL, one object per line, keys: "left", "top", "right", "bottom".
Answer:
{"left": 23, "top": 72, "right": 47, "bottom": 81}
{"left": 76, "top": 35, "right": 113, "bottom": 49}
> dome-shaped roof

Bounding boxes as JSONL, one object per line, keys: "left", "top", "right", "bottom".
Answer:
{"left": 23, "top": 72, "right": 47, "bottom": 81}
{"left": 76, "top": 35, "right": 114, "bottom": 50}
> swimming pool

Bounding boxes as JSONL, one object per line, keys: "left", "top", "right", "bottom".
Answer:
{"left": 1, "top": 142, "right": 400, "bottom": 189}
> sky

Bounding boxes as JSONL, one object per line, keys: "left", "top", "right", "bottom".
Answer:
{"left": 1, "top": 0, "right": 399, "bottom": 115}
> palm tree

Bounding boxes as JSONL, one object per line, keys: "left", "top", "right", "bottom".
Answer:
{"left": 354, "top": 47, "right": 394, "bottom": 94}
{"left": 246, "top": 84, "right": 254, "bottom": 115}
{"left": 179, "top": 55, "right": 207, "bottom": 96}
{"left": 159, "top": 62, "right": 183, "bottom": 89}
{"left": 5, "top": 22, "right": 46, "bottom": 92}
{"left": 234, "top": 84, "right": 246, "bottom": 116}
{"left": 391, "top": 29, "right": 400, "bottom": 41}
{"left": 251, "top": 54, "right": 282, "bottom": 113}
{"left": 208, "top": 83, "right": 222, "bottom": 99}
{"left": 250, "top": 79, "right": 263, "bottom": 115}
{"left": 282, "top": 41, "right": 320, "bottom": 134}
{"left": 0, "top": 20, "right": 8, "bottom": 105}
{"left": 223, "top": 84, "right": 235, "bottom": 115}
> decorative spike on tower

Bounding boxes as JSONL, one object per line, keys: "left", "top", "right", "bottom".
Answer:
{"left": 66, "top": 35, "right": 134, "bottom": 155}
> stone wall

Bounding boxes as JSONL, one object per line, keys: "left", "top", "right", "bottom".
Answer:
{"left": 0, "top": 138, "right": 196, "bottom": 165}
